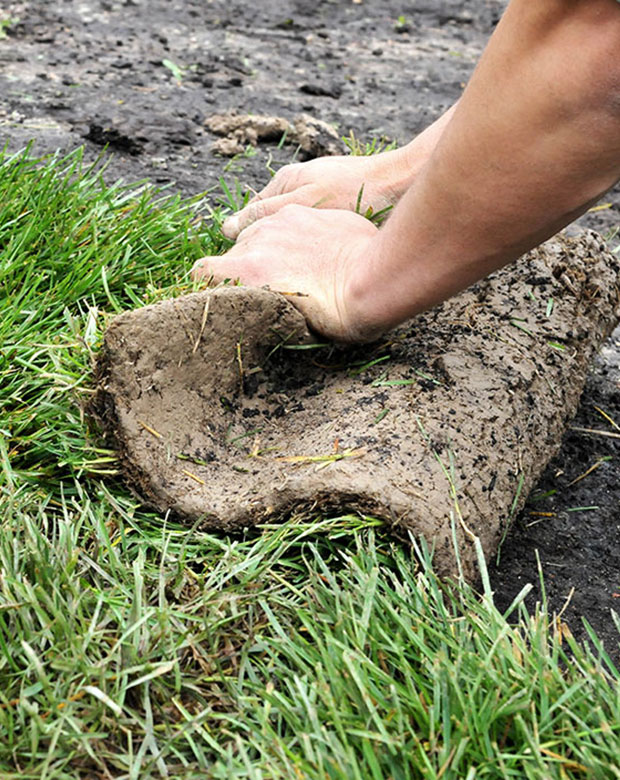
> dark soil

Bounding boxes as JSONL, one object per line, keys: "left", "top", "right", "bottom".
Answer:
{"left": 2, "top": 1, "right": 619, "bottom": 653}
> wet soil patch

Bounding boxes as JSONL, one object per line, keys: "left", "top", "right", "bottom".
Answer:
{"left": 2, "top": 0, "right": 619, "bottom": 652}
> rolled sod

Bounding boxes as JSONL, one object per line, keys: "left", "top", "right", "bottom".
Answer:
{"left": 93, "top": 231, "right": 619, "bottom": 580}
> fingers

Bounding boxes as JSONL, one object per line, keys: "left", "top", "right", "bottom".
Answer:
{"left": 191, "top": 221, "right": 274, "bottom": 284}
{"left": 191, "top": 252, "right": 246, "bottom": 286}
{"left": 245, "top": 162, "right": 305, "bottom": 205}
{"left": 232, "top": 216, "right": 265, "bottom": 245}
{"left": 222, "top": 187, "right": 314, "bottom": 239}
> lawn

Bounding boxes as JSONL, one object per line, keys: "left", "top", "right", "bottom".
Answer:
{"left": 1, "top": 147, "right": 619, "bottom": 779}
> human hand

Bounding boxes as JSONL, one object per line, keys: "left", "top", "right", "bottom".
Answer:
{"left": 222, "top": 148, "right": 415, "bottom": 240}
{"left": 220, "top": 105, "right": 461, "bottom": 240}
{"left": 193, "top": 204, "right": 380, "bottom": 342}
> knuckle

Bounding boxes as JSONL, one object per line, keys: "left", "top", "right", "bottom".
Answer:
{"left": 247, "top": 202, "right": 261, "bottom": 220}
{"left": 273, "top": 163, "right": 303, "bottom": 191}
{"left": 245, "top": 201, "right": 267, "bottom": 223}
{"left": 275, "top": 162, "right": 300, "bottom": 179}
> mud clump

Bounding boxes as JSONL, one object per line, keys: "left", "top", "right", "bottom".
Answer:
{"left": 205, "top": 111, "right": 345, "bottom": 159}
{"left": 93, "top": 232, "right": 620, "bottom": 582}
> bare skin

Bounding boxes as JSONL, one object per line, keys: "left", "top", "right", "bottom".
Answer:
{"left": 193, "top": 0, "right": 620, "bottom": 343}
{"left": 220, "top": 106, "right": 457, "bottom": 240}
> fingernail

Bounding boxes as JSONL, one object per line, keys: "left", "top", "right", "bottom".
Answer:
{"left": 222, "top": 215, "right": 240, "bottom": 239}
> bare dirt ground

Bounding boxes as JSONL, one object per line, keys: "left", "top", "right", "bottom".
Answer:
{"left": 1, "top": 0, "right": 619, "bottom": 653}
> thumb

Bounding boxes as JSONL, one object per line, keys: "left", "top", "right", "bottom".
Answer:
{"left": 222, "top": 188, "right": 315, "bottom": 239}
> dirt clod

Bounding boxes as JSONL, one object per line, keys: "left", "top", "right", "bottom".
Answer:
{"left": 205, "top": 111, "right": 344, "bottom": 158}
{"left": 94, "top": 232, "right": 620, "bottom": 582}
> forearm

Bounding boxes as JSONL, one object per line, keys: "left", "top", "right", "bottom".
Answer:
{"left": 348, "top": 0, "right": 620, "bottom": 335}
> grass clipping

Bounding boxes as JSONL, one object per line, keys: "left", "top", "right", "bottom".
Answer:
{"left": 95, "top": 231, "right": 620, "bottom": 580}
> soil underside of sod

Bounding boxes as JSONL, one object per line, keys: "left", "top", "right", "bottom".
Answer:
{"left": 2, "top": 0, "right": 619, "bottom": 651}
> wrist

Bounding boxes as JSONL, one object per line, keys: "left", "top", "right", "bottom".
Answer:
{"left": 364, "top": 103, "right": 458, "bottom": 209}
{"left": 341, "top": 231, "right": 427, "bottom": 341}
{"left": 370, "top": 146, "right": 423, "bottom": 204}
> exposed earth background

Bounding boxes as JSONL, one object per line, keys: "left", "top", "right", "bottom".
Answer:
{"left": 1, "top": 0, "right": 619, "bottom": 652}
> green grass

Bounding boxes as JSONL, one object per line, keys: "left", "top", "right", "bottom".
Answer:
{"left": 1, "top": 146, "right": 620, "bottom": 779}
